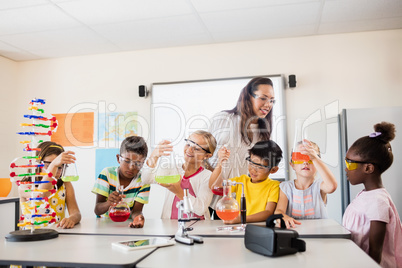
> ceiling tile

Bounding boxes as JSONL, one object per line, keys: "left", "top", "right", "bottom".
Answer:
{"left": 92, "top": 15, "right": 208, "bottom": 44}
{"left": 321, "top": 0, "right": 402, "bottom": 22}
{"left": 319, "top": 17, "right": 402, "bottom": 34}
{"left": 211, "top": 24, "right": 317, "bottom": 43}
{"left": 0, "top": 4, "right": 83, "bottom": 35}
{"left": 199, "top": 3, "right": 321, "bottom": 33}
{"left": 0, "top": 0, "right": 48, "bottom": 10}
{"left": 56, "top": 0, "right": 194, "bottom": 25}
{"left": 191, "top": 0, "right": 321, "bottom": 12}
{"left": 0, "top": 41, "right": 41, "bottom": 61}
{"left": 29, "top": 42, "right": 121, "bottom": 59}
{"left": 1, "top": 27, "right": 116, "bottom": 51}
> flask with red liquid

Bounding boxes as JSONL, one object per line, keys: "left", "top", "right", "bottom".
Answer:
{"left": 215, "top": 180, "right": 239, "bottom": 221}
{"left": 109, "top": 186, "right": 130, "bottom": 222}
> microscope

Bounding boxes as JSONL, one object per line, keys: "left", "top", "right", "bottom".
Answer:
{"left": 175, "top": 188, "right": 203, "bottom": 245}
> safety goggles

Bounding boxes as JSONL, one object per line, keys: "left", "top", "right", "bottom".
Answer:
{"left": 246, "top": 157, "right": 271, "bottom": 171}
{"left": 292, "top": 160, "right": 313, "bottom": 165}
{"left": 184, "top": 139, "right": 210, "bottom": 153}
{"left": 344, "top": 157, "right": 371, "bottom": 171}
{"left": 119, "top": 155, "right": 144, "bottom": 168}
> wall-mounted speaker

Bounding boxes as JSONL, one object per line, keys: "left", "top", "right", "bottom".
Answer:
{"left": 288, "top": 75, "right": 297, "bottom": 88}
{"left": 139, "top": 85, "right": 148, "bottom": 98}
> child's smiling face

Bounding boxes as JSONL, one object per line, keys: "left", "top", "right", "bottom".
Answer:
{"left": 247, "top": 154, "right": 272, "bottom": 183}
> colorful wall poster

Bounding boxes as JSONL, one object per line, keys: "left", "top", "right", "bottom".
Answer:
{"left": 51, "top": 112, "right": 94, "bottom": 147}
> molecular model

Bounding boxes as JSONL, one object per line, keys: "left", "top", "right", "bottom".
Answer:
{"left": 7, "top": 98, "right": 59, "bottom": 241}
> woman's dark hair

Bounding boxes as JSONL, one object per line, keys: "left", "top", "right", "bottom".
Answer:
{"left": 120, "top": 136, "right": 148, "bottom": 157}
{"left": 349, "top": 122, "right": 395, "bottom": 173}
{"left": 225, "top": 77, "right": 274, "bottom": 145}
{"left": 249, "top": 140, "right": 283, "bottom": 168}
{"left": 21, "top": 141, "right": 65, "bottom": 189}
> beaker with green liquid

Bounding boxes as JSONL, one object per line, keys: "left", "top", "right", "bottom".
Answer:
{"left": 61, "top": 163, "right": 79, "bottom": 182}
{"left": 155, "top": 151, "right": 180, "bottom": 184}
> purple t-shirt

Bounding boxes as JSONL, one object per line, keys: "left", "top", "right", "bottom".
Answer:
{"left": 343, "top": 188, "right": 402, "bottom": 267}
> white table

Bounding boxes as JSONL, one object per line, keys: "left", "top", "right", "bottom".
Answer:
{"left": 51, "top": 218, "right": 350, "bottom": 239}
{"left": 49, "top": 217, "right": 178, "bottom": 237}
{"left": 0, "top": 234, "right": 157, "bottom": 268}
{"left": 136, "top": 237, "right": 380, "bottom": 268}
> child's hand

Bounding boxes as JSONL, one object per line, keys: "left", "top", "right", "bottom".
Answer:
{"left": 57, "top": 217, "right": 75, "bottom": 229}
{"left": 301, "top": 139, "right": 320, "bottom": 160}
{"left": 218, "top": 146, "right": 230, "bottom": 165}
{"left": 158, "top": 180, "right": 183, "bottom": 197}
{"left": 223, "top": 214, "right": 240, "bottom": 225}
{"left": 50, "top": 151, "right": 76, "bottom": 169}
{"left": 108, "top": 191, "right": 125, "bottom": 205}
{"left": 147, "top": 140, "right": 173, "bottom": 167}
{"left": 276, "top": 214, "right": 301, "bottom": 229}
{"left": 129, "top": 214, "right": 145, "bottom": 228}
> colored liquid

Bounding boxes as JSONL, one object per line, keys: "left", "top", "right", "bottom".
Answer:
{"left": 291, "top": 152, "right": 310, "bottom": 162}
{"left": 211, "top": 187, "right": 224, "bottom": 196}
{"left": 155, "top": 175, "right": 180, "bottom": 184}
{"left": 109, "top": 211, "right": 130, "bottom": 222}
{"left": 216, "top": 209, "right": 239, "bottom": 221}
{"left": 61, "top": 175, "right": 79, "bottom": 182}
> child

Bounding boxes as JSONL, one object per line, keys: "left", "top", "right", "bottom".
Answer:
{"left": 19, "top": 141, "right": 81, "bottom": 229}
{"left": 141, "top": 130, "right": 216, "bottom": 219}
{"left": 274, "top": 140, "right": 338, "bottom": 228}
{"left": 92, "top": 136, "right": 150, "bottom": 228}
{"left": 209, "top": 140, "right": 282, "bottom": 224}
{"left": 343, "top": 122, "right": 402, "bottom": 267}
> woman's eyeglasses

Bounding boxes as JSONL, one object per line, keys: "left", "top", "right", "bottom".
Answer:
{"left": 184, "top": 139, "right": 210, "bottom": 153}
{"left": 344, "top": 157, "right": 373, "bottom": 171}
{"left": 251, "top": 92, "right": 276, "bottom": 105}
{"left": 246, "top": 156, "right": 271, "bottom": 171}
{"left": 119, "top": 155, "right": 144, "bottom": 168}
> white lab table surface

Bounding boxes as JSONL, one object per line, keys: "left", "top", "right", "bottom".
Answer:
{"left": 0, "top": 234, "right": 156, "bottom": 268}
{"left": 49, "top": 217, "right": 178, "bottom": 237}
{"left": 50, "top": 218, "right": 350, "bottom": 239}
{"left": 136, "top": 237, "right": 380, "bottom": 268}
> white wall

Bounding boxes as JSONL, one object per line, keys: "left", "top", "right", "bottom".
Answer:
{"left": 0, "top": 56, "right": 19, "bottom": 196}
{"left": 5, "top": 29, "right": 402, "bottom": 220}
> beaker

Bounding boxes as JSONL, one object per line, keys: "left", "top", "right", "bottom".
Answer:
{"left": 109, "top": 186, "right": 131, "bottom": 222}
{"left": 291, "top": 119, "right": 310, "bottom": 163}
{"left": 61, "top": 163, "right": 79, "bottom": 182}
{"left": 215, "top": 180, "right": 239, "bottom": 221}
{"left": 155, "top": 151, "right": 181, "bottom": 184}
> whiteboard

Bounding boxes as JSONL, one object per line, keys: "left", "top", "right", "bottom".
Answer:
{"left": 150, "top": 76, "right": 288, "bottom": 180}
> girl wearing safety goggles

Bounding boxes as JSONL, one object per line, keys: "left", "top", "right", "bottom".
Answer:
{"left": 274, "top": 139, "right": 337, "bottom": 229}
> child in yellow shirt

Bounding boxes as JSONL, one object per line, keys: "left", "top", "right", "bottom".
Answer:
{"left": 209, "top": 140, "right": 282, "bottom": 223}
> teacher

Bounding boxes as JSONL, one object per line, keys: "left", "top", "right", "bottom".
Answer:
{"left": 207, "top": 77, "right": 276, "bottom": 219}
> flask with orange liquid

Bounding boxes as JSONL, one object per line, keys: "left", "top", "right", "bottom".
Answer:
{"left": 215, "top": 180, "right": 239, "bottom": 221}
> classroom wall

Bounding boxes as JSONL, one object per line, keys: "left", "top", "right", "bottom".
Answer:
{"left": 4, "top": 29, "right": 402, "bottom": 219}
{"left": 0, "top": 56, "right": 19, "bottom": 196}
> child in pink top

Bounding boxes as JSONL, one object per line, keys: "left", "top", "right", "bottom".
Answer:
{"left": 343, "top": 122, "right": 402, "bottom": 267}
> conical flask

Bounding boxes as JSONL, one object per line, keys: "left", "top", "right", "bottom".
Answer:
{"left": 291, "top": 119, "right": 310, "bottom": 163}
{"left": 155, "top": 151, "right": 181, "bottom": 184}
{"left": 61, "top": 163, "right": 79, "bottom": 182}
{"left": 109, "top": 186, "right": 130, "bottom": 222}
{"left": 215, "top": 180, "right": 239, "bottom": 221}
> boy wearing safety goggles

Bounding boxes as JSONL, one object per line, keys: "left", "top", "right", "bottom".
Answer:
{"left": 274, "top": 140, "right": 338, "bottom": 229}
{"left": 209, "top": 140, "right": 283, "bottom": 224}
